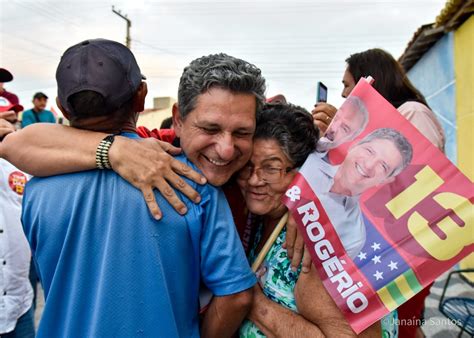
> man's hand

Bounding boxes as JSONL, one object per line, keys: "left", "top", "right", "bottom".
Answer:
{"left": 109, "top": 136, "right": 207, "bottom": 220}
{"left": 283, "top": 214, "right": 312, "bottom": 273}
{"left": 311, "top": 102, "right": 337, "bottom": 134}
{"left": 0, "top": 117, "right": 15, "bottom": 140}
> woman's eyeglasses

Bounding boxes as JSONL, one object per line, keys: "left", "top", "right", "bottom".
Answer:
{"left": 239, "top": 164, "right": 293, "bottom": 184}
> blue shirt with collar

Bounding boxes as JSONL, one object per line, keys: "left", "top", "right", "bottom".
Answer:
{"left": 21, "top": 132, "right": 256, "bottom": 338}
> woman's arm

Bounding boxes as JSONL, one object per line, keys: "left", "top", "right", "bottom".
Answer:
{"left": 295, "top": 265, "right": 381, "bottom": 338}
{"left": 0, "top": 123, "right": 206, "bottom": 219}
{"left": 248, "top": 284, "right": 325, "bottom": 338}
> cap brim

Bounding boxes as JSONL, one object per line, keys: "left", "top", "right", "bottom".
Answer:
{"left": 0, "top": 68, "right": 14, "bottom": 83}
{"left": 0, "top": 104, "right": 25, "bottom": 113}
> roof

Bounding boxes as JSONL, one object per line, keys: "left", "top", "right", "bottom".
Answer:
{"left": 399, "top": 0, "right": 474, "bottom": 71}
{"left": 435, "top": 0, "right": 474, "bottom": 29}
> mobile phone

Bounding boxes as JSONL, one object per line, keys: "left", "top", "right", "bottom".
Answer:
{"left": 316, "top": 82, "right": 328, "bottom": 103}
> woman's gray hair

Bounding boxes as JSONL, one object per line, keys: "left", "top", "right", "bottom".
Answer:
{"left": 255, "top": 103, "right": 319, "bottom": 168}
{"left": 178, "top": 53, "right": 266, "bottom": 118}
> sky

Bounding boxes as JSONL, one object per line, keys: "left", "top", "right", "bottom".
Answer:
{"left": 0, "top": 0, "right": 447, "bottom": 116}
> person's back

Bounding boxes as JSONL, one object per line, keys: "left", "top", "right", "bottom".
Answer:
{"left": 20, "top": 39, "right": 256, "bottom": 338}
{"left": 22, "top": 151, "right": 252, "bottom": 337}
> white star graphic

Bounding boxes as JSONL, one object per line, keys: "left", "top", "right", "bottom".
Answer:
{"left": 373, "top": 270, "right": 384, "bottom": 280}
{"left": 388, "top": 261, "right": 399, "bottom": 271}
{"left": 371, "top": 242, "right": 381, "bottom": 251}
{"left": 357, "top": 251, "right": 367, "bottom": 261}
{"left": 372, "top": 255, "right": 381, "bottom": 264}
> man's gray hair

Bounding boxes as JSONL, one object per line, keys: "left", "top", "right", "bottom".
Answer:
{"left": 344, "top": 96, "right": 369, "bottom": 138}
{"left": 178, "top": 53, "right": 266, "bottom": 118}
{"left": 358, "top": 128, "right": 413, "bottom": 176}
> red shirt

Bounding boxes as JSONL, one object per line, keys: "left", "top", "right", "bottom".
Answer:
{"left": 0, "top": 89, "right": 20, "bottom": 105}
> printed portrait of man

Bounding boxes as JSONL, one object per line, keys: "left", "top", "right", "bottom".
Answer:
{"left": 302, "top": 128, "right": 413, "bottom": 258}
{"left": 316, "top": 96, "right": 369, "bottom": 153}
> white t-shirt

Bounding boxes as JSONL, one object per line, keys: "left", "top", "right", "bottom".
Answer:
{"left": 0, "top": 159, "right": 33, "bottom": 334}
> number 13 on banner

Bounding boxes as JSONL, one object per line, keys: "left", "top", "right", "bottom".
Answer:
{"left": 385, "top": 166, "right": 473, "bottom": 261}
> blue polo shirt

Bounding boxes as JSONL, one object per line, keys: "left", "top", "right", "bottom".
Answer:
{"left": 21, "top": 134, "right": 256, "bottom": 338}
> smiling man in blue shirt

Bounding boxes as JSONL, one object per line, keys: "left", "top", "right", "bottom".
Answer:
{"left": 21, "top": 40, "right": 264, "bottom": 338}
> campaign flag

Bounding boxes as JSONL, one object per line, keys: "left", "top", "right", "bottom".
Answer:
{"left": 283, "top": 78, "right": 473, "bottom": 333}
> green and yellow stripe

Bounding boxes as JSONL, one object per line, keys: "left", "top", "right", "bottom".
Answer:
{"left": 377, "top": 269, "right": 423, "bottom": 311}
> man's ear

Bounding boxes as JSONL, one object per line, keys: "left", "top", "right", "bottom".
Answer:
{"left": 172, "top": 103, "right": 183, "bottom": 137}
{"left": 56, "top": 97, "right": 70, "bottom": 121}
{"left": 133, "top": 82, "right": 148, "bottom": 113}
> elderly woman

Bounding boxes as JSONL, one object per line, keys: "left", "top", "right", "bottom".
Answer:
{"left": 237, "top": 103, "right": 382, "bottom": 338}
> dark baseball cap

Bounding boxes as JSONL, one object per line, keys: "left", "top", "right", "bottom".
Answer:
{"left": 0, "top": 68, "right": 13, "bottom": 83}
{"left": 56, "top": 39, "right": 145, "bottom": 115}
{"left": 33, "top": 92, "right": 48, "bottom": 100}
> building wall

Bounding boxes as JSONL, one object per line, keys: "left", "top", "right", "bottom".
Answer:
{"left": 407, "top": 33, "right": 457, "bottom": 163}
{"left": 454, "top": 15, "right": 474, "bottom": 278}
{"left": 137, "top": 108, "right": 173, "bottom": 130}
{"left": 454, "top": 15, "right": 474, "bottom": 182}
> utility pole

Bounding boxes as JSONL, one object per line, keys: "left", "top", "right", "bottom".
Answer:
{"left": 112, "top": 6, "right": 131, "bottom": 49}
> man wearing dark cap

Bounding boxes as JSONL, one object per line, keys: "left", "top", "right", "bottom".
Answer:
{"left": 21, "top": 92, "right": 55, "bottom": 128}
{"left": 21, "top": 39, "right": 256, "bottom": 338}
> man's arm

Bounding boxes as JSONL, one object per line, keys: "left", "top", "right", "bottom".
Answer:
{"left": 295, "top": 265, "right": 381, "bottom": 337}
{"left": 48, "top": 111, "right": 57, "bottom": 123}
{"left": 1, "top": 123, "right": 205, "bottom": 218}
{"left": 200, "top": 186, "right": 258, "bottom": 337}
{"left": 247, "top": 284, "right": 325, "bottom": 338}
{"left": 201, "top": 289, "right": 253, "bottom": 338}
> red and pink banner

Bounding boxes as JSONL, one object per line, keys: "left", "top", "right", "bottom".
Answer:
{"left": 283, "top": 79, "right": 473, "bottom": 333}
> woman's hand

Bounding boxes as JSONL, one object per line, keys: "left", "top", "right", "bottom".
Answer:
{"left": 109, "top": 136, "right": 207, "bottom": 220}
{"left": 311, "top": 102, "right": 337, "bottom": 134}
{"left": 283, "top": 214, "right": 312, "bottom": 273}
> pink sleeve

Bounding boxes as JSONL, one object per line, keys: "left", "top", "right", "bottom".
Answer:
{"left": 397, "top": 101, "right": 445, "bottom": 152}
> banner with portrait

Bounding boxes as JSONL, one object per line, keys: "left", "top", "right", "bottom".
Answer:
{"left": 283, "top": 78, "right": 473, "bottom": 333}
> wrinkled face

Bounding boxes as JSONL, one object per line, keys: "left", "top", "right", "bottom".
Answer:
{"left": 337, "top": 138, "right": 403, "bottom": 195}
{"left": 237, "top": 138, "right": 296, "bottom": 218}
{"left": 174, "top": 87, "right": 257, "bottom": 186}
{"left": 33, "top": 97, "right": 47, "bottom": 110}
{"left": 317, "top": 102, "right": 365, "bottom": 152}
{"left": 341, "top": 68, "right": 356, "bottom": 98}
